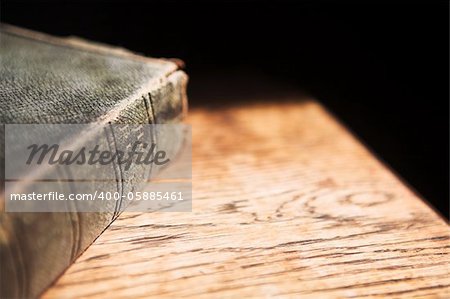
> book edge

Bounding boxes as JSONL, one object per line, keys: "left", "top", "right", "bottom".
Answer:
{"left": 0, "top": 23, "right": 181, "bottom": 75}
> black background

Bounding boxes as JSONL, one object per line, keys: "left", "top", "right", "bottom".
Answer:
{"left": 1, "top": 0, "right": 448, "bottom": 219}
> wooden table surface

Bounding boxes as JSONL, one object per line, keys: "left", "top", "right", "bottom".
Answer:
{"left": 43, "top": 99, "right": 449, "bottom": 298}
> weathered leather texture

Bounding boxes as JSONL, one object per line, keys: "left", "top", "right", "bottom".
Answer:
{"left": 0, "top": 24, "right": 188, "bottom": 298}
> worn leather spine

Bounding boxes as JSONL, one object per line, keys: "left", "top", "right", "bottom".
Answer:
{"left": 0, "top": 24, "right": 188, "bottom": 298}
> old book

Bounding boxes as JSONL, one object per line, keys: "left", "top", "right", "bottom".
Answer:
{"left": 0, "top": 24, "right": 188, "bottom": 298}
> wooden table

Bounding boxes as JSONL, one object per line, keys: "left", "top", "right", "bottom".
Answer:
{"left": 43, "top": 99, "right": 449, "bottom": 298}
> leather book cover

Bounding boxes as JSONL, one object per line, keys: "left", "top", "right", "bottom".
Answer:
{"left": 0, "top": 24, "right": 188, "bottom": 298}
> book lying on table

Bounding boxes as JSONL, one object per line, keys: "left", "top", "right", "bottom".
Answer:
{"left": 0, "top": 24, "right": 189, "bottom": 298}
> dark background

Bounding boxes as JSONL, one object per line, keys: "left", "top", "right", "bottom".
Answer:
{"left": 1, "top": 0, "right": 448, "bottom": 219}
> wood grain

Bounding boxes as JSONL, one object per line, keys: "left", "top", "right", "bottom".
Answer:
{"left": 43, "top": 100, "right": 449, "bottom": 298}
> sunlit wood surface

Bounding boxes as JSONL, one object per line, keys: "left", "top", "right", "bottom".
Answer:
{"left": 43, "top": 100, "right": 449, "bottom": 298}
